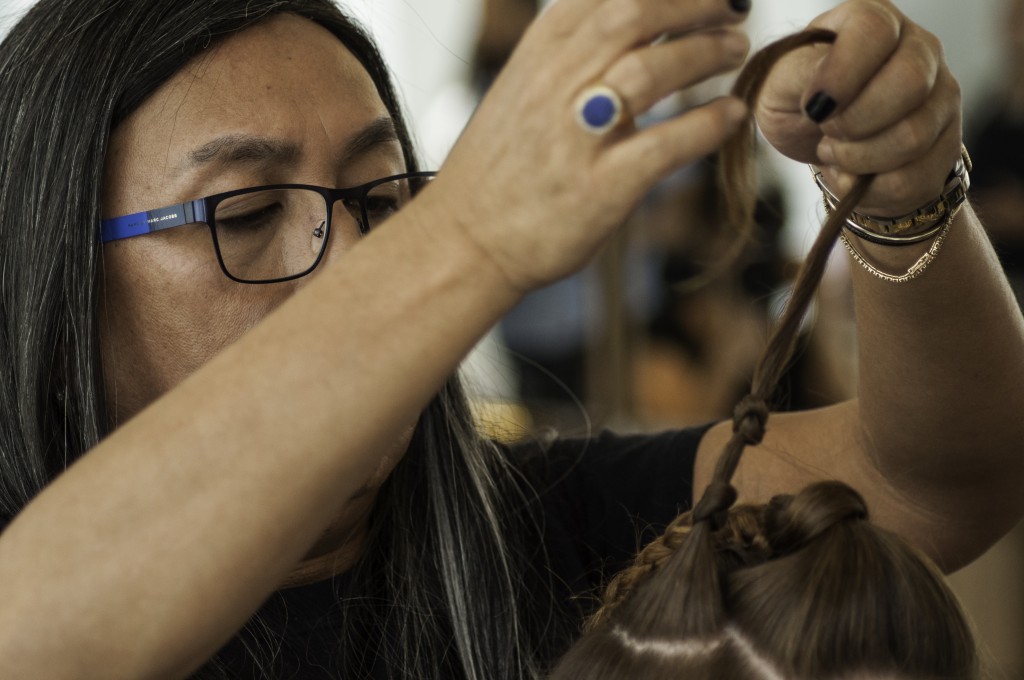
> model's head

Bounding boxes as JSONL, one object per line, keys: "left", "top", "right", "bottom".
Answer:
{"left": 550, "top": 481, "right": 978, "bottom": 680}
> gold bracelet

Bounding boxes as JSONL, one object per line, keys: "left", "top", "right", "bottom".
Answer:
{"left": 813, "top": 145, "right": 972, "bottom": 245}
{"left": 838, "top": 203, "right": 961, "bottom": 283}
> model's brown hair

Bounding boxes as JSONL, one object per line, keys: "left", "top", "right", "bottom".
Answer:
{"left": 548, "top": 29, "right": 978, "bottom": 680}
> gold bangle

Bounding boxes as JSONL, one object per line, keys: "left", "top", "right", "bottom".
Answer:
{"left": 813, "top": 145, "right": 972, "bottom": 244}
{"left": 838, "top": 203, "right": 961, "bottom": 283}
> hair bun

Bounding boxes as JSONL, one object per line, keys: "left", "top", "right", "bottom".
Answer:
{"left": 764, "top": 481, "right": 869, "bottom": 556}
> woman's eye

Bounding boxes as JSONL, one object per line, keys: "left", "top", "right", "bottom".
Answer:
{"left": 364, "top": 195, "right": 401, "bottom": 220}
{"left": 216, "top": 202, "right": 284, "bottom": 231}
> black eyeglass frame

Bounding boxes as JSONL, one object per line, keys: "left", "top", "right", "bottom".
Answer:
{"left": 100, "top": 170, "right": 437, "bottom": 284}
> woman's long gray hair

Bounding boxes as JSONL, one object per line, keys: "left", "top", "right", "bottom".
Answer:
{"left": 0, "top": 1, "right": 560, "bottom": 677}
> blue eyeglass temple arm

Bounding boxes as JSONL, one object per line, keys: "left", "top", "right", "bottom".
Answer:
{"left": 101, "top": 199, "right": 208, "bottom": 243}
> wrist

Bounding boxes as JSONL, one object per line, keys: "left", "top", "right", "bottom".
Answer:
{"left": 816, "top": 147, "right": 972, "bottom": 283}
{"left": 814, "top": 146, "right": 972, "bottom": 247}
{"left": 400, "top": 181, "right": 526, "bottom": 312}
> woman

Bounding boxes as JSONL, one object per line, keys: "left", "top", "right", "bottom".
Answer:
{"left": 0, "top": 0, "right": 1020, "bottom": 678}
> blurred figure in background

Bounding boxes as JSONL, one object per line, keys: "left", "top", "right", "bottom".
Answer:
{"left": 474, "top": 0, "right": 600, "bottom": 434}
{"left": 969, "top": 0, "right": 1024, "bottom": 300}
{"left": 472, "top": 0, "right": 857, "bottom": 435}
{"left": 630, "top": 151, "right": 856, "bottom": 429}
{"left": 953, "top": 0, "right": 1024, "bottom": 672}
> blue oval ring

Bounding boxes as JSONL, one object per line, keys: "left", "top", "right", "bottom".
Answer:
{"left": 575, "top": 85, "right": 624, "bottom": 135}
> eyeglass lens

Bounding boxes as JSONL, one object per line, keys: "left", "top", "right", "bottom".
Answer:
{"left": 212, "top": 175, "right": 429, "bottom": 282}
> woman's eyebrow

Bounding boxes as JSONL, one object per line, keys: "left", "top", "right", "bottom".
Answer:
{"left": 183, "top": 117, "right": 400, "bottom": 172}
{"left": 340, "top": 117, "right": 401, "bottom": 161}
{"left": 186, "top": 135, "right": 301, "bottom": 168}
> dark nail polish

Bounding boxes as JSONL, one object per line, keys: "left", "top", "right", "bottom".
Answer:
{"left": 805, "top": 91, "right": 837, "bottom": 123}
{"left": 729, "top": 0, "right": 751, "bottom": 13}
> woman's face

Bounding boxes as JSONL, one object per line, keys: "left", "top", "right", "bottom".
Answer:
{"left": 100, "top": 13, "right": 407, "bottom": 423}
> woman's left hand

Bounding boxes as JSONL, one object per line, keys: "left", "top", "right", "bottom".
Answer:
{"left": 755, "top": 0, "right": 962, "bottom": 217}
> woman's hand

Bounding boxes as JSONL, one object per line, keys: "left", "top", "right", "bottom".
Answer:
{"left": 755, "top": 0, "right": 962, "bottom": 217}
{"left": 426, "top": 0, "right": 752, "bottom": 293}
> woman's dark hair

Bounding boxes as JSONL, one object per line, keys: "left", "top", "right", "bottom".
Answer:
{"left": 0, "top": 1, "right": 557, "bottom": 678}
{"left": 548, "top": 31, "right": 979, "bottom": 680}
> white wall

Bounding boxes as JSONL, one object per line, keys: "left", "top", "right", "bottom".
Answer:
{"left": 342, "top": 0, "right": 484, "bottom": 167}
{"left": 0, "top": 0, "right": 36, "bottom": 34}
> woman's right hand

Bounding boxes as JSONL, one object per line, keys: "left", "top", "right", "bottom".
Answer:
{"left": 426, "top": 0, "right": 752, "bottom": 294}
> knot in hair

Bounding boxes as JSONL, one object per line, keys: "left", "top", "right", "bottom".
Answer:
{"left": 692, "top": 481, "right": 738, "bottom": 529}
{"left": 732, "top": 395, "right": 769, "bottom": 445}
{"left": 765, "top": 481, "right": 869, "bottom": 556}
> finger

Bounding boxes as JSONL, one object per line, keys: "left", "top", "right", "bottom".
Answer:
{"left": 818, "top": 27, "right": 942, "bottom": 141}
{"left": 753, "top": 44, "right": 830, "bottom": 164}
{"left": 543, "top": 0, "right": 749, "bottom": 46}
{"left": 817, "top": 123, "right": 962, "bottom": 216}
{"left": 599, "top": 96, "right": 748, "bottom": 199}
{"left": 802, "top": 0, "right": 904, "bottom": 123}
{"left": 549, "top": 0, "right": 749, "bottom": 89}
{"left": 603, "top": 29, "right": 750, "bottom": 118}
{"left": 816, "top": 69, "right": 960, "bottom": 175}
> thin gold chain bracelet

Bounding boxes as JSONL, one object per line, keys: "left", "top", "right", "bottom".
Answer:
{"left": 836, "top": 204, "right": 961, "bottom": 283}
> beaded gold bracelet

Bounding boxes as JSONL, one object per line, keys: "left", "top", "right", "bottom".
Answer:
{"left": 814, "top": 146, "right": 972, "bottom": 246}
{"left": 815, "top": 145, "right": 970, "bottom": 282}
{"left": 836, "top": 202, "right": 962, "bottom": 283}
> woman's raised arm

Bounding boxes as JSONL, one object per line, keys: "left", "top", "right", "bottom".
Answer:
{"left": 696, "top": 0, "right": 1024, "bottom": 573}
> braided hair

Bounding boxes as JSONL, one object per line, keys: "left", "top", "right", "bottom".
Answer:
{"left": 548, "top": 30, "right": 978, "bottom": 680}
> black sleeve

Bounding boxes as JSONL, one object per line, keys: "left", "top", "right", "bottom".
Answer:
{"left": 512, "top": 425, "right": 712, "bottom": 610}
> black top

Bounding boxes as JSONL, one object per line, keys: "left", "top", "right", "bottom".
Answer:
{"left": 204, "top": 426, "right": 708, "bottom": 678}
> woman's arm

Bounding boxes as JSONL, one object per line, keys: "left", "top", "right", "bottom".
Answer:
{"left": 696, "top": 0, "right": 1024, "bottom": 573}
{"left": 0, "top": 0, "right": 751, "bottom": 677}
{"left": 0, "top": 207, "right": 515, "bottom": 679}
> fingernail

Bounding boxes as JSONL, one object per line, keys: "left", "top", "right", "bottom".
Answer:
{"left": 729, "top": 0, "right": 751, "bottom": 14}
{"left": 805, "top": 91, "right": 837, "bottom": 123}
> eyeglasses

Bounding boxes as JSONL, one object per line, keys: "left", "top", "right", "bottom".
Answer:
{"left": 100, "top": 171, "right": 436, "bottom": 284}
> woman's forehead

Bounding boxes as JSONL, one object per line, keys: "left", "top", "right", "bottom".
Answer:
{"left": 125, "top": 14, "right": 386, "bottom": 148}
{"left": 103, "top": 13, "right": 397, "bottom": 213}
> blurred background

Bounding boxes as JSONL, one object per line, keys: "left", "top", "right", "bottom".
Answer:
{"left": 1, "top": 0, "right": 1021, "bottom": 676}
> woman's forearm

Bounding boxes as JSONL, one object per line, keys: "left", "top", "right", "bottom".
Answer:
{"left": 851, "top": 203, "right": 1024, "bottom": 550}
{"left": 0, "top": 203, "right": 518, "bottom": 680}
